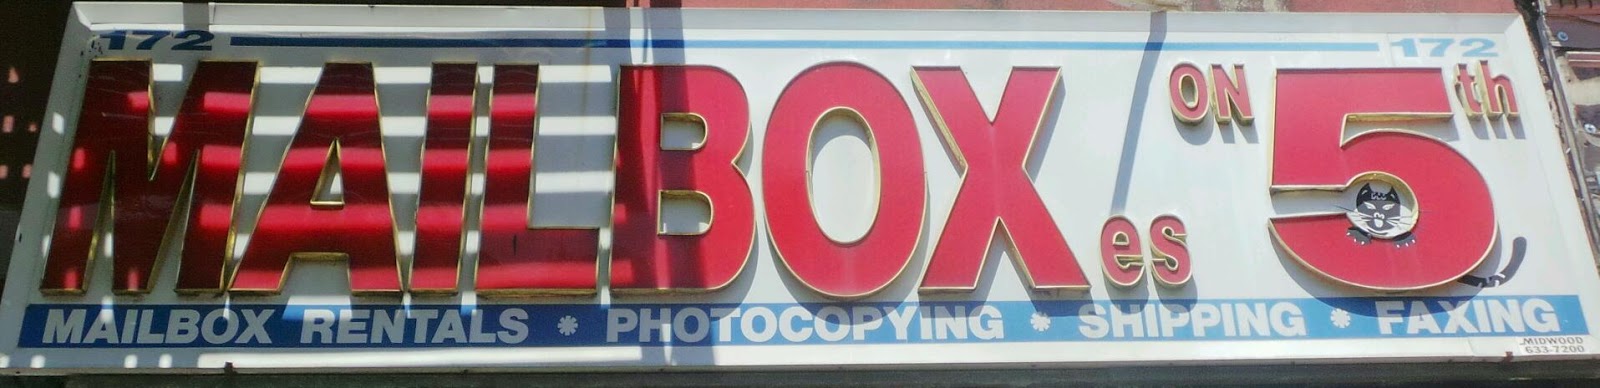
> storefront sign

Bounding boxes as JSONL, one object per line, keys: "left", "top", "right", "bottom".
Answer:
{"left": 3, "top": 3, "right": 1599, "bottom": 369}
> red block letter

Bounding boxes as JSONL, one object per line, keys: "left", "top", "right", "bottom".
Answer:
{"left": 613, "top": 66, "right": 755, "bottom": 292}
{"left": 1210, "top": 64, "right": 1253, "bottom": 125}
{"left": 763, "top": 62, "right": 925, "bottom": 298}
{"left": 913, "top": 67, "right": 1088, "bottom": 292}
{"left": 1169, "top": 62, "right": 1209, "bottom": 124}
{"left": 477, "top": 64, "right": 600, "bottom": 295}
{"left": 411, "top": 63, "right": 477, "bottom": 293}
{"left": 1148, "top": 215, "right": 1191, "bottom": 287}
{"left": 45, "top": 60, "right": 256, "bottom": 294}
{"left": 1454, "top": 64, "right": 1483, "bottom": 117}
{"left": 233, "top": 63, "right": 401, "bottom": 295}
{"left": 1478, "top": 60, "right": 1519, "bottom": 118}
{"left": 1099, "top": 216, "right": 1143, "bottom": 288}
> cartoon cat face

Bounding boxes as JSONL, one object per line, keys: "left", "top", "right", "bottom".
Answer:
{"left": 1344, "top": 183, "right": 1415, "bottom": 240}
{"left": 1355, "top": 184, "right": 1402, "bottom": 232}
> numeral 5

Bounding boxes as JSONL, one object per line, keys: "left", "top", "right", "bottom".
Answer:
{"left": 1270, "top": 68, "right": 1495, "bottom": 291}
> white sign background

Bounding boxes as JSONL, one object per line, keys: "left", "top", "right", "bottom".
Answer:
{"left": 2, "top": 3, "right": 1599, "bottom": 370}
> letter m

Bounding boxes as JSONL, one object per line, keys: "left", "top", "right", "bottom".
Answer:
{"left": 43, "top": 60, "right": 257, "bottom": 294}
{"left": 44, "top": 309, "right": 86, "bottom": 344}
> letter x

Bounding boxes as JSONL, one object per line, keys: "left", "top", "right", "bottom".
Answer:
{"left": 914, "top": 67, "right": 1089, "bottom": 291}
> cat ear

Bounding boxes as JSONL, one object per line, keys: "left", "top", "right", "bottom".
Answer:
{"left": 1359, "top": 183, "right": 1372, "bottom": 194}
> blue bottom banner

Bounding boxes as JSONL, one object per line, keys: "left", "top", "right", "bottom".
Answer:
{"left": 17, "top": 295, "right": 1586, "bottom": 348}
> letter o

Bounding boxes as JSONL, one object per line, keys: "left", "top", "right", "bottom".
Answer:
{"left": 814, "top": 306, "right": 851, "bottom": 342}
{"left": 1169, "top": 62, "right": 1209, "bottom": 124}
{"left": 762, "top": 62, "right": 925, "bottom": 298}
{"left": 673, "top": 308, "right": 710, "bottom": 343}
{"left": 202, "top": 309, "right": 238, "bottom": 344}
{"left": 742, "top": 307, "right": 777, "bottom": 343}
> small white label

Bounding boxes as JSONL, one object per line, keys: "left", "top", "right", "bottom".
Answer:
{"left": 1514, "top": 336, "right": 1589, "bottom": 356}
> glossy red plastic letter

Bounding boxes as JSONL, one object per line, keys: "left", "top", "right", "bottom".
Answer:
{"left": 45, "top": 60, "right": 256, "bottom": 294}
{"left": 1148, "top": 215, "right": 1191, "bottom": 287}
{"left": 613, "top": 66, "right": 755, "bottom": 292}
{"left": 477, "top": 64, "right": 601, "bottom": 295}
{"left": 912, "top": 67, "right": 1088, "bottom": 292}
{"left": 412, "top": 63, "right": 477, "bottom": 293}
{"left": 763, "top": 63, "right": 925, "bottom": 298}
{"left": 234, "top": 63, "right": 401, "bottom": 294}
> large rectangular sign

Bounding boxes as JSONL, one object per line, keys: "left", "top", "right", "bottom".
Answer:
{"left": 4, "top": 2, "right": 1600, "bottom": 370}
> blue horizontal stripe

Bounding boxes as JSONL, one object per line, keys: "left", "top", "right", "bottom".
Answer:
{"left": 17, "top": 295, "right": 1586, "bottom": 348}
{"left": 228, "top": 36, "right": 1377, "bottom": 52}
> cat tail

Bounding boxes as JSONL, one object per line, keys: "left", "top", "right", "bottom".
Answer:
{"left": 1457, "top": 237, "right": 1527, "bottom": 288}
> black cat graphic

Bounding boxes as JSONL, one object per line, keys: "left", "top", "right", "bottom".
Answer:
{"left": 1343, "top": 184, "right": 1416, "bottom": 247}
